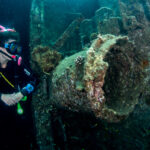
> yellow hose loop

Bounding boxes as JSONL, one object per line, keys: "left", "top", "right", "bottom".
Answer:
{"left": 0, "top": 72, "right": 15, "bottom": 88}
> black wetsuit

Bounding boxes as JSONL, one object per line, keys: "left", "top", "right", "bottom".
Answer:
{"left": 0, "top": 60, "right": 36, "bottom": 149}
{"left": 0, "top": 60, "right": 35, "bottom": 93}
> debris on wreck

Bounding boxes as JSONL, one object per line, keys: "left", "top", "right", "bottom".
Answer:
{"left": 29, "top": 0, "right": 150, "bottom": 149}
{"left": 51, "top": 34, "right": 146, "bottom": 122}
{"left": 53, "top": 16, "right": 84, "bottom": 51}
{"left": 31, "top": 45, "right": 62, "bottom": 75}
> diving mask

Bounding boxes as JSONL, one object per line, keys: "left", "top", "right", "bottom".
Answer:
{"left": 4, "top": 41, "right": 22, "bottom": 55}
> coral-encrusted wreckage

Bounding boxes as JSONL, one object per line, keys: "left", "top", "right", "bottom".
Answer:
{"left": 30, "top": 0, "right": 150, "bottom": 149}
{"left": 31, "top": 45, "right": 61, "bottom": 75}
{"left": 52, "top": 34, "right": 146, "bottom": 122}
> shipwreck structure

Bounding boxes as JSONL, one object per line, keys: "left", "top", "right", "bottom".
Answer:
{"left": 29, "top": 0, "right": 150, "bottom": 149}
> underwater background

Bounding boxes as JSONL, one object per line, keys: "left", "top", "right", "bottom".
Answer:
{"left": 1, "top": 0, "right": 150, "bottom": 150}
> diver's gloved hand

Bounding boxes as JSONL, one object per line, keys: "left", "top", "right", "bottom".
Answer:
{"left": 0, "top": 92, "right": 24, "bottom": 106}
{"left": 21, "top": 83, "right": 34, "bottom": 96}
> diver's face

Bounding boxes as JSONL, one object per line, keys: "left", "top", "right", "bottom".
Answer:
{"left": 5, "top": 39, "right": 22, "bottom": 55}
{"left": 0, "top": 39, "right": 15, "bottom": 61}
{"left": 0, "top": 47, "right": 12, "bottom": 62}
{"left": 4, "top": 38, "right": 17, "bottom": 57}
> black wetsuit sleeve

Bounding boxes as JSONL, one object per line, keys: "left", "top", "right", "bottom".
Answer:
{"left": 17, "top": 62, "right": 36, "bottom": 88}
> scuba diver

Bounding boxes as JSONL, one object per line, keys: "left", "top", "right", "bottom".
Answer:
{"left": 0, "top": 25, "right": 36, "bottom": 149}
{"left": 0, "top": 25, "right": 35, "bottom": 106}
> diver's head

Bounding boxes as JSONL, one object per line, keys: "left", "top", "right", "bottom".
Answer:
{"left": 0, "top": 25, "right": 22, "bottom": 67}
{"left": 0, "top": 25, "right": 21, "bottom": 55}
